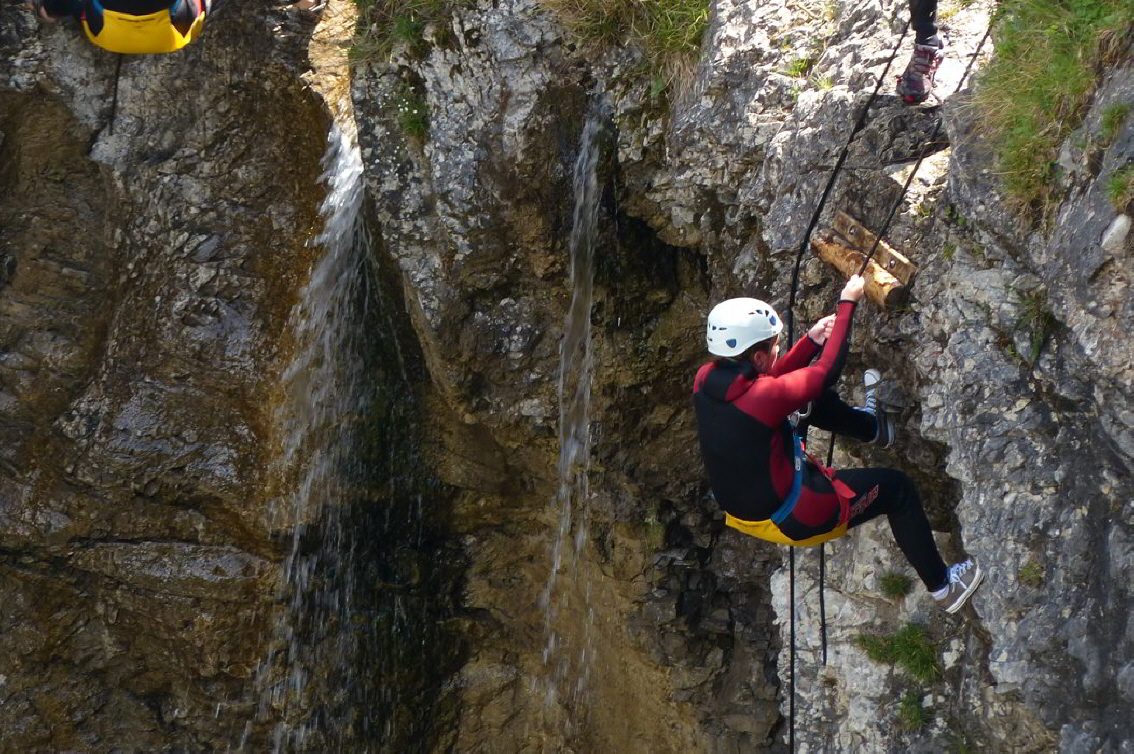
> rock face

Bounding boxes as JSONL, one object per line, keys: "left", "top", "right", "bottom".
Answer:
{"left": 0, "top": 3, "right": 331, "bottom": 748}
{"left": 2, "top": 0, "right": 1131, "bottom": 750}
{"left": 354, "top": 0, "right": 1132, "bottom": 750}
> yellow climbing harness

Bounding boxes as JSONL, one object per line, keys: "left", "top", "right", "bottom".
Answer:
{"left": 725, "top": 513, "right": 848, "bottom": 547}
{"left": 83, "top": 6, "right": 204, "bottom": 53}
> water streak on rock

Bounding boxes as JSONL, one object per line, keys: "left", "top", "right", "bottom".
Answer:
{"left": 249, "top": 121, "right": 381, "bottom": 751}
{"left": 538, "top": 108, "right": 605, "bottom": 740}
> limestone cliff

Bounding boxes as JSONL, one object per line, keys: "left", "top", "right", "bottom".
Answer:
{"left": 352, "top": 0, "right": 1131, "bottom": 750}
{"left": 0, "top": 0, "right": 1129, "bottom": 750}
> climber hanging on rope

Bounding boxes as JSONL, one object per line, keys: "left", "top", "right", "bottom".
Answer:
{"left": 898, "top": 0, "right": 945, "bottom": 103}
{"left": 28, "top": 0, "right": 214, "bottom": 53}
{"left": 692, "top": 274, "right": 984, "bottom": 612}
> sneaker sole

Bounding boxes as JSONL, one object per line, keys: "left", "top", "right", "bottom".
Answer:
{"left": 944, "top": 567, "right": 985, "bottom": 614}
{"left": 879, "top": 417, "right": 895, "bottom": 449}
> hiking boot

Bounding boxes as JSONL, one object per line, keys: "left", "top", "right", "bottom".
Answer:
{"left": 897, "top": 38, "right": 945, "bottom": 104}
{"left": 934, "top": 559, "right": 984, "bottom": 613}
{"left": 863, "top": 369, "right": 894, "bottom": 448}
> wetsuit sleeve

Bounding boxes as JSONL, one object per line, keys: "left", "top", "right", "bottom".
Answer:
{"left": 734, "top": 300, "right": 858, "bottom": 424}
{"left": 768, "top": 334, "right": 820, "bottom": 376}
{"left": 819, "top": 300, "right": 856, "bottom": 390}
{"left": 40, "top": 0, "right": 82, "bottom": 18}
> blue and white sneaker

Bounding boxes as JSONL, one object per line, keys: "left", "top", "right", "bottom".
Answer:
{"left": 863, "top": 369, "right": 894, "bottom": 448}
{"left": 933, "top": 559, "right": 985, "bottom": 613}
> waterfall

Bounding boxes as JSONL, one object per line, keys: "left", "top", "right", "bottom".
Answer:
{"left": 245, "top": 121, "right": 379, "bottom": 751}
{"left": 538, "top": 109, "right": 606, "bottom": 741}
{"left": 245, "top": 117, "right": 461, "bottom": 753}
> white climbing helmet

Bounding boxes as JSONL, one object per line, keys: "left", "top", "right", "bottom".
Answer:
{"left": 706, "top": 298, "right": 783, "bottom": 357}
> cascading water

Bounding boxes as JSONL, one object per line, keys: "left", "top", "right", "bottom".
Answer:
{"left": 248, "top": 120, "right": 378, "bottom": 751}
{"left": 537, "top": 109, "right": 606, "bottom": 742}
{"left": 246, "top": 119, "right": 461, "bottom": 751}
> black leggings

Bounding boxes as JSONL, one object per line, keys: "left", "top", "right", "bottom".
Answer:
{"left": 910, "top": 0, "right": 939, "bottom": 44}
{"left": 801, "top": 390, "right": 948, "bottom": 591}
{"left": 798, "top": 388, "right": 875, "bottom": 443}
{"left": 839, "top": 467, "right": 948, "bottom": 591}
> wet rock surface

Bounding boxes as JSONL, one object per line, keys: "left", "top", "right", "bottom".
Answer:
{"left": 0, "top": 1, "right": 329, "bottom": 747}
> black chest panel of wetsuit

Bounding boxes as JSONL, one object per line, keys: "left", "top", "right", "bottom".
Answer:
{"left": 100, "top": 0, "right": 175, "bottom": 13}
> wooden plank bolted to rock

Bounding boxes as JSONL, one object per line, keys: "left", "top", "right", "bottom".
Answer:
{"left": 811, "top": 229, "right": 909, "bottom": 309}
{"left": 809, "top": 212, "right": 919, "bottom": 308}
{"left": 832, "top": 211, "right": 917, "bottom": 284}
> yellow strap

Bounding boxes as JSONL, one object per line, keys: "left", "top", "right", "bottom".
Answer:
{"left": 725, "top": 512, "right": 847, "bottom": 548}
{"left": 83, "top": 7, "right": 204, "bottom": 54}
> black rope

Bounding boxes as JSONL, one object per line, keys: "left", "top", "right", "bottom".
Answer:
{"left": 786, "top": 21, "right": 910, "bottom": 345}
{"left": 108, "top": 54, "right": 123, "bottom": 135}
{"left": 789, "top": 544, "right": 796, "bottom": 753}
{"left": 857, "top": 24, "right": 994, "bottom": 276}
{"left": 782, "top": 21, "right": 910, "bottom": 754}
{"left": 781, "top": 21, "right": 993, "bottom": 753}
{"left": 819, "top": 544, "right": 827, "bottom": 665}
{"left": 819, "top": 437, "right": 837, "bottom": 666}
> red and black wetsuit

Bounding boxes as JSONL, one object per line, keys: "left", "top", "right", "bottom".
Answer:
{"left": 693, "top": 300, "right": 948, "bottom": 591}
{"left": 694, "top": 300, "right": 857, "bottom": 538}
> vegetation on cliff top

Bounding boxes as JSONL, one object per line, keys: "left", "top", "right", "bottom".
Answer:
{"left": 349, "top": 0, "right": 709, "bottom": 88}
{"left": 350, "top": 0, "right": 467, "bottom": 61}
{"left": 540, "top": 0, "right": 710, "bottom": 84}
{"left": 974, "top": 0, "right": 1133, "bottom": 213}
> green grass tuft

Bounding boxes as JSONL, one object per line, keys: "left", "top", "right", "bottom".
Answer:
{"left": 392, "top": 13, "right": 427, "bottom": 45}
{"left": 394, "top": 80, "right": 430, "bottom": 138}
{"left": 857, "top": 623, "right": 939, "bottom": 683}
{"left": 950, "top": 732, "right": 978, "bottom": 754}
{"left": 1108, "top": 165, "right": 1134, "bottom": 210}
{"left": 1101, "top": 103, "right": 1131, "bottom": 144}
{"left": 974, "top": 0, "right": 1134, "bottom": 212}
{"left": 1018, "top": 558, "right": 1044, "bottom": 588}
{"left": 540, "top": 0, "right": 710, "bottom": 88}
{"left": 880, "top": 572, "right": 915, "bottom": 600}
{"left": 1016, "top": 288, "right": 1057, "bottom": 363}
{"left": 899, "top": 690, "right": 929, "bottom": 732}
{"left": 945, "top": 204, "right": 967, "bottom": 227}
{"left": 351, "top": 0, "right": 468, "bottom": 62}
{"left": 784, "top": 56, "right": 817, "bottom": 78}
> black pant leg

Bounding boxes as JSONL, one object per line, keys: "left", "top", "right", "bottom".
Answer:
{"left": 798, "top": 388, "right": 876, "bottom": 443}
{"left": 41, "top": 0, "right": 81, "bottom": 18}
{"left": 910, "top": 0, "right": 939, "bottom": 44}
{"left": 838, "top": 467, "right": 948, "bottom": 591}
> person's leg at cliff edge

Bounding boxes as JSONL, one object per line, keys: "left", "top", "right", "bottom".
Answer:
{"left": 897, "top": 0, "right": 945, "bottom": 103}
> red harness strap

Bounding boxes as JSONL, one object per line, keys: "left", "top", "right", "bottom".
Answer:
{"left": 805, "top": 450, "right": 854, "bottom": 526}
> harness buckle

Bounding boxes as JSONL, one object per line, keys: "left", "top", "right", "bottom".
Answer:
{"left": 789, "top": 401, "right": 812, "bottom": 428}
